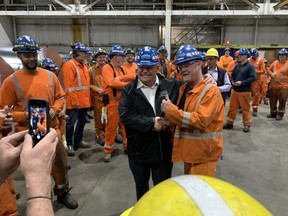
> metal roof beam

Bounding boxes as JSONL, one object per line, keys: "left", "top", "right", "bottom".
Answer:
{"left": 273, "top": 0, "right": 288, "bottom": 11}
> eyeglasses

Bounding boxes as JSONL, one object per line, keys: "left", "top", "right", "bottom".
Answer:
{"left": 137, "top": 66, "right": 157, "bottom": 72}
{"left": 177, "top": 60, "right": 199, "bottom": 70}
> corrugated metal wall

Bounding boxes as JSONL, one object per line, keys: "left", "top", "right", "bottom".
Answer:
{"left": 15, "top": 17, "right": 159, "bottom": 52}
{"left": 1, "top": 16, "right": 288, "bottom": 52}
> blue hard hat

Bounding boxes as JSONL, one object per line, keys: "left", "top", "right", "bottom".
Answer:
{"left": 84, "top": 47, "right": 93, "bottom": 55}
{"left": 136, "top": 46, "right": 158, "bottom": 66}
{"left": 175, "top": 45, "right": 202, "bottom": 65}
{"left": 200, "top": 52, "right": 206, "bottom": 61}
{"left": 239, "top": 48, "right": 250, "bottom": 57}
{"left": 279, "top": 48, "right": 288, "bottom": 55}
{"left": 40, "top": 58, "right": 59, "bottom": 71}
{"left": 94, "top": 48, "right": 107, "bottom": 57}
{"left": 157, "top": 45, "right": 168, "bottom": 54}
{"left": 71, "top": 42, "right": 86, "bottom": 52}
{"left": 108, "top": 45, "right": 125, "bottom": 58}
{"left": 250, "top": 48, "right": 258, "bottom": 58}
{"left": 12, "top": 35, "right": 40, "bottom": 53}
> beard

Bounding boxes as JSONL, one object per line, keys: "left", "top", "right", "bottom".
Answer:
{"left": 22, "top": 60, "right": 38, "bottom": 71}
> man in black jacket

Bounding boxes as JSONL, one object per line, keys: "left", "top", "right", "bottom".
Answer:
{"left": 119, "top": 46, "right": 183, "bottom": 200}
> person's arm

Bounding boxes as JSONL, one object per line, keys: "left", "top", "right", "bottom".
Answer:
{"left": 0, "top": 130, "right": 26, "bottom": 184}
{"left": 20, "top": 129, "right": 58, "bottom": 216}
{"left": 102, "top": 65, "right": 128, "bottom": 89}
{"left": 162, "top": 87, "right": 223, "bottom": 130}
{"left": 218, "top": 71, "right": 232, "bottom": 93}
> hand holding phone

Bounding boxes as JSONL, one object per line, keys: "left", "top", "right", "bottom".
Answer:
{"left": 28, "top": 99, "right": 50, "bottom": 145}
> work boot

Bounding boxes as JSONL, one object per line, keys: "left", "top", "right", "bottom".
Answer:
{"left": 115, "top": 134, "right": 123, "bottom": 143}
{"left": 276, "top": 115, "right": 283, "bottom": 121}
{"left": 67, "top": 145, "right": 75, "bottom": 157}
{"left": 75, "top": 140, "right": 91, "bottom": 148}
{"left": 104, "top": 153, "right": 111, "bottom": 163}
{"left": 57, "top": 192, "right": 78, "bottom": 209}
{"left": 96, "top": 137, "right": 105, "bottom": 146}
{"left": 243, "top": 126, "right": 250, "bottom": 133}
{"left": 252, "top": 109, "right": 258, "bottom": 117}
{"left": 223, "top": 123, "right": 233, "bottom": 130}
{"left": 267, "top": 112, "right": 277, "bottom": 118}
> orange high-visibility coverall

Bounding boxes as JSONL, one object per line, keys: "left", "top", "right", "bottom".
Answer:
{"left": 89, "top": 63, "right": 105, "bottom": 139}
{"left": 227, "top": 60, "right": 239, "bottom": 78}
{"left": 267, "top": 60, "right": 288, "bottom": 116}
{"left": 249, "top": 57, "right": 266, "bottom": 111}
{"left": 0, "top": 90, "right": 18, "bottom": 216}
{"left": 219, "top": 55, "right": 233, "bottom": 70}
{"left": 0, "top": 177, "right": 18, "bottom": 216}
{"left": 158, "top": 58, "right": 172, "bottom": 78}
{"left": 102, "top": 64, "right": 136, "bottom": 153}
{"left": 122, "top": 62, "right": 137, "bottom": 74}
{"left": 1, "top": 68, "right": 69, "bottom": 196}
{"left": 164, "top": 81, "right": 224, "bottom": 177}
{"left": 62, "top": 58, "right": 91, "bottom": 110}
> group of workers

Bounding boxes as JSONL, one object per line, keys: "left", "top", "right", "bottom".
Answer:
{"left": 1, "top": 33, "right": 288, "bottom": 214}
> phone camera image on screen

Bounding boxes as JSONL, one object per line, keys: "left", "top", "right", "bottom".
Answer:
{"left": 29, "top": 99, "right": 50, "bottom": 145}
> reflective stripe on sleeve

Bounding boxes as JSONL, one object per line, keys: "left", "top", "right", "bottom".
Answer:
{"left": 174, "top": 131, "right": 222, "bottom": 140}
{"left": 65, "top": 85, "right": 90, "bottom": 92}
{"left": 181, "top": 111, "right": 190, "bottom": 128}
{"left": 171, "top": 175, "right": 235, "bottom": 216}
{"left": 104, "top": 144, "right": 114, "bottom": 149}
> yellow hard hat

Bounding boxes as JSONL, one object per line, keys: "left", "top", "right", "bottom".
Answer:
{"left": 121, "top": 175, "right": 272, "bottom": 216}
{"left": 206, "top": 48, "right": 219, "bottom": 58}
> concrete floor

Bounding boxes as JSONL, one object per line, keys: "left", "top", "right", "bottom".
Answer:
{"left": 14, "top": 100, "right": 288, "bottom": 216}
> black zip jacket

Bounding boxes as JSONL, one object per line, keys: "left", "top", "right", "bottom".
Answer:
{"left": 119, "top": 74, "right": 183, "bottom": 163}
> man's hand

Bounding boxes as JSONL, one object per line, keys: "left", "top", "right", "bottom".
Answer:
{"left": 20, "top": 129, "right": 58, "bottom": 180}
{"left": 0, "top": 130, "right": 27, "bottom": 184}
{"left": 161, "top": 95, "right": 172, "bottom": 113}
{"left": 73, "top": 104, "right": 80, "bottom": 109}
{"left": 203, "top": 74, "right": 217, "bottom": 85}
{"left": 232, "top": 81, "right": 242, "bottom": 86}
{"left": 154, "top": 117, "right": 171, "bottom": 132}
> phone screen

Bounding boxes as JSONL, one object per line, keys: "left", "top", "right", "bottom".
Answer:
{"left": 28, "top": 99, "right": 50, "bottom": 145}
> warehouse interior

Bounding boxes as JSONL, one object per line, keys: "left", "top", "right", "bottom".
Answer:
{"left": 1, "top": 0, "right": 288, "bottom": 215}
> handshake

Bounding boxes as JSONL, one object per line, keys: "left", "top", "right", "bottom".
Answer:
{"left": 154, "top": 116, "right": 170, "bottom": 132}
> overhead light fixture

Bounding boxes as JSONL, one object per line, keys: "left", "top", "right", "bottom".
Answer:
{"left": 273, "top": 0, "right": 288, "bottom": 11}
{"left": 240, "top": 0, "right": 260, "bottom": 11}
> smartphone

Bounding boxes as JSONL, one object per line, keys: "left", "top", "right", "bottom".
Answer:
{"left": 28, "top": 99, "right": 50, "bottom": 145}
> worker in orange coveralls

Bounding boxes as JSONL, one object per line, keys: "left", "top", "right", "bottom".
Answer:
{"left": 62, "top": 42, "right": 91, "bottom": 157}
{"left": 227, "top": 50, "right": 240, "bottom": 78}
{"left": 88, "top": 48, "right": 107, "bottom": 146}
{"left": 1, "top": 35, "right": 78, "bottom": 209}
{"left": 219, "top": 47, "right": 233, "bottom": 70}
{"left": 123, "top": 48, "right": 137, "bottom": 74}
{"left": 266, "top": 48, "right": 288, "bottom": 121}
{"left": 102, "top": 45, "right": 136, "bottom": 162}
{"left": 157, "top": 45, "right": 172, "bottom": 77}
{"left": 161, "top": 45, "right": 224, "bottom": 177}
{"left": 249, "top": 48, "right": 267, "bottom": 117}
{"left": 0, "top": 88, "right": 18, "bottom": 216}
{"left": 40, "top": 58, "right": 69, "bottom": 149}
